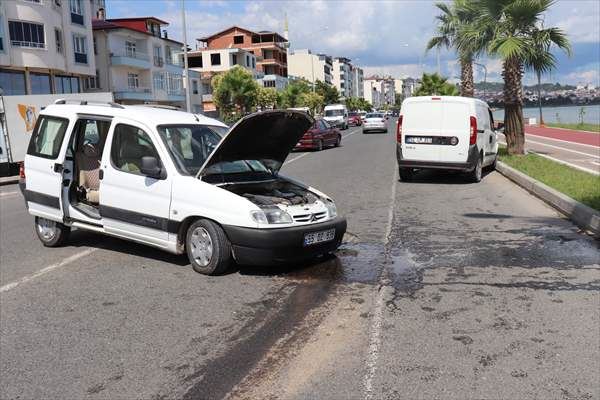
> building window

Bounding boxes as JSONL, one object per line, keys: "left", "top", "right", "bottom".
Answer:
{"left": 30, "top": 72, "right": 52, "bottom": 94}
{"left": 165, "top": 45, "right": 172, "bottom": 64}
{"left": 93, "top": 36, "right": 97, "bottom": 55}
{"left": 167, "top": 72, "right": 182, "bottom": 94}
{"left": 153, "top": 46, "right": 163, "bottom": 67}
{"left": 83, "top": 70, "right": 100, "bottom": 90}
{"left": 127, "top": 73, "right": 139, "bottom": 89}
{"left": 125, "top": 41, "right": 136, "bottom": 58}
{"left": 192, "top": 79, "right": 198, "bottom": 95}
{"left": 245, "top": 55, "right": 249, "bottom": 67}
{"left": 188, "top": 55, "right": 202, "bottom": 68}
{"left": 210, "top": 53, "right": 221, "bottom": 66}
{"left": 233, "top": 35, "right": 244, "bottom": 44}
{"left": 201, "top": 82, "right": 211, "bottom": 94}
{"left": 263, "top": 80, "right": 276, "bottom": 88}
{"left": 153, "top": 71, "right": 165, "bottom": 90}
{"left": 54, "top": 28, "right": 62, "bottom": 54}
{"left": 252, "top": 58, "right": 255, "bottom": 69}
{"left": 54, "top": 75, "right": 80, "bottom": 94}
{"left": 73, "top": 34, "right": 87, "bottom": 64}
{"left": 231, "top": 54, "right": 237, "bottom": 65}
{"left": 8, "top": 21, "right": 45, "bottom": 48}
{"left": 70, "top": 0, "right": 84, "bottom": 25}
{"left": 0, "top": 69, "right": 27, "bottom": 95}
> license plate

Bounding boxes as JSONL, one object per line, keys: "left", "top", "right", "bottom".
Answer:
{"left": 407, "top": 136, "right": 433, "bottom": 144}
{"left": 303, "top": 228, "right": 335, "bottom": 246}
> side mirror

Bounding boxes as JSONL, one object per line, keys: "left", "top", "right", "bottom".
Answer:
{"left": 140, "top": 156, "right": 165, "bottom": 179}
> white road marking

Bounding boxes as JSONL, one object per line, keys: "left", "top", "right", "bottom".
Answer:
{"left": 523, "top": 132, "right": 600, "bottom": 150}
{"left": 0, "top": 248, "right": 98, "bottom": 293}
{"left": 283, "top": 128, "right": 361, "bottom": 166}
{"left": 0, "top": 191, "right": 19, "bottom": 198}
{"left": 525, "top": 138, "right": 599, "bottom": 158}
{"left": 591, "top": 161, "right": 600, "bottom": 166}
{"left": 498, "top": 140, "right": 599, "bottom": 175}
{"left": 363, "top": 165, "right": 398, "bottom": 400}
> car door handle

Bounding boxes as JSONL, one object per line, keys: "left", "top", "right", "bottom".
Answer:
{"left": 99, "top": 169, "right": 104, "bottom": 180}
{"left": 489, "top": 135, "right": 493, "bottom": 143}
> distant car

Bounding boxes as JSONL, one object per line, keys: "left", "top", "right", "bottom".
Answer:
{"left": 359, "top": 112, "right": 367, "bottom": 123}
{"left": 295, "top": 119, "right": 341, "bottom": 151}
{"left": 362, "top": 112, "right": 388, "bottom": 134}
{"left": 348, "top": 112, "right": 362, "bottom": 126}
{"left": 392, "top": 110, "right": 399, "bottom": 117}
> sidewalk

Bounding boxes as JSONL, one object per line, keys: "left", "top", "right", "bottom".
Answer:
{"left": 525, "top": 124, "right": 600, "bottom": 147}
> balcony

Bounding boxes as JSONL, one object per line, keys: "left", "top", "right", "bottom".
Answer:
{"left": 114, "top": 87, "right": 152, "bottom": 101}
{"left": 153, "top": 56, "right": 164, "bottom": 67}
{"left": 111, "top": 50, "right": 151, "bottom": 69}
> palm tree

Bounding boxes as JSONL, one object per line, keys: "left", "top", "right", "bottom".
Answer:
{"left": 427, "top": 0, "right": 477, "bottom": 97}
{"left": 458, "top": 0, "right": 570, "bottom": 155}
{"left": 415, "top": 73, "right": 459, "bottom": 96}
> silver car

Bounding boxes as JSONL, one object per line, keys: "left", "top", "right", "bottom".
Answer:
{"left": 362, "top": 112, "right": 388, "bottom": 133}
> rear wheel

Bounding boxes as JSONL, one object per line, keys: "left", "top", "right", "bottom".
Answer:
{"left": 469, "top": 154, "right": 483, "bottom": 183}
{"left": 186, "top": 219, "right": 232, "bottom": 275}
{"left": 399, "top": 168, "right": 414, "bottom": 181}
{"left": 34, "top": 217, "right": 70, "bottom": 247}
{"left": 335, "top": 135, "right": 341, "bottom": 147}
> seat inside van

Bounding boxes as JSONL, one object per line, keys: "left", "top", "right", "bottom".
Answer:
{"left": 73, "top": 119, "right": 111, "bottom": 206}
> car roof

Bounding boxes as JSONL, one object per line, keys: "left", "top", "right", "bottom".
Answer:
{"left": 403, "top": 95, "right": 488, "bottom": 107}
{"left": 40, "top": 103, "right": 228, "bottom": 128}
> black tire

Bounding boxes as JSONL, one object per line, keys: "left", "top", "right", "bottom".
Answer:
{"left": 362, "top": 130, "right": 368, "bottom": 134}
{"left": 186, "top": 219, "right": 232, "bottom": 275}
{"left": 335, "top": 135, "right": 341, "bottom": 147}
{"left": 34, "top": 217, "right": 70, "bottom": 247}
{"left": 469, "top": 154, "right": 483, "bottom": 183}
{"left": 317, "top": 140, "right": 323, "bottom": 151}
{"left": 490, "top": 154, "right": 498, "bottom": 170}
{"left": 399, "top": 168, "right": 414, "bottom": 181}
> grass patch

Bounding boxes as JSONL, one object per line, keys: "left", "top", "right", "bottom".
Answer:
{"left": 498, "top": 147, "right": 600, "bottom": 211}
{"left": 545, "top": 122, "right": 600, "bottom": 133}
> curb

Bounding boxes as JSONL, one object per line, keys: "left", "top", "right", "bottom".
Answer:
{"left": 0, "top": 176, "right": 19, "bottom": 186}
{"left": 496, "top": 161, "right": 600, "bottom": 236}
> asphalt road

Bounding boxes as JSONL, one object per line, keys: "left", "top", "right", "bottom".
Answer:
{"left": 1, "top": 120, "right": 598, "bottom": 400}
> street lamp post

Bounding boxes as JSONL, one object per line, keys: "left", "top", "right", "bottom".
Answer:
{"left": 473, "top": 62, "right": 487, "bottom": 99}
{"left": 181, "top": 0, "right": 191, "bottom": 112}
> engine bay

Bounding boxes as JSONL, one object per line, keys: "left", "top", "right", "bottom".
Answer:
{"left": 222, "top": 179, "right": 319, "bottom": 207}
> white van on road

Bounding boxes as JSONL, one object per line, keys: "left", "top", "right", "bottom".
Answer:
{"left": 21, "top": 103, "right": 346, "bottom": 275}
{"left": 323, "top": 104, "right": 349, "bottom": 130}
{"left": 396, "top": 96, "right": 498, "bottom": 182}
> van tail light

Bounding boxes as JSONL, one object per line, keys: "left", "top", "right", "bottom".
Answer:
{"left": 469, "top": 116, "right": 477, "bottom": 145}
{"left": 18, "top": 162, "right": 25, "bottom": 180}
{"left": 396, "top": 115, "right": 403, "bottom": 143}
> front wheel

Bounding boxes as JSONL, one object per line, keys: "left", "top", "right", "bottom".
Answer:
{"left": 186, "top": 219, "right": 232, "bottom": 275}
{"left": 35, "top": 217, "right": 70, "bottom": 247}
{"left": 335, "top": 135, "right": 341, "bottom": 147}
{"left": 316, "top": 140, "right": 324, "bottom": 151}
{"left": 469, "top": 155, "right": 483, "bottom": 183}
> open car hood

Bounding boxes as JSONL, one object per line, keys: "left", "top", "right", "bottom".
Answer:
{"left": 196, "top": 110, "right": 314, "bottom": 178}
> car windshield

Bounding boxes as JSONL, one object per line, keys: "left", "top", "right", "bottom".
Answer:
{"left": 348, "top": 112, "right": 358, "bottom": 117}
{"left": 157, "top": 124, "right": 269, "bottom": 176}
{"left": 366, "top": 113, "right": 383, "bottom": 118}
{"left": 208, "top": 125, "right": 229, "bottom": 137}
{"left": 325, "top": 109, "right": 344, "bottom": 117}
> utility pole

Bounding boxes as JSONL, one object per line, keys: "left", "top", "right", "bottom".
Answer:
{"left": 181, "top": 0, "right": 191, "bottom": 112}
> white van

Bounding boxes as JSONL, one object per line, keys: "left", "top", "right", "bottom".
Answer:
{"left": 396, "top": 96, "right": 498, "bottom": 182}
{"left": 323, "top": 104, "right": 348, "bottom": 130}
{"left": 21, "top": 102, "right": 346, "bottom": 275}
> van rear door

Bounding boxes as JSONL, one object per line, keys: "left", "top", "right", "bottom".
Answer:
{"left": 24, "top": 115, "right": 72, "bottom": 221}
{"left": 402, "top": 99, "right": 470, "bottom": 163}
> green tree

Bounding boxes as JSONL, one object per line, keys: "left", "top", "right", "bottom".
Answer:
{"left": 427, "top": 0, "right": 478, "bottom": 97}
{"left": 298, "top": 92, "right": 325, "bottom": 115}
{"left": 356, "top": 98, "right": 373, "bottom": 112}
{"left": 315, "top": 80, "right": 340, "bottom": 104}
{"left": 414, "top": 73, "right": 459, "bottom": 96}
{"left": 256, "top": 87, "right": 278, "bottom": 110}
{"left": 457, "top": 0, "right": 571, "bottom": 155}
{"left": 345, "top": 97, "right": 360, "bottom": 111}
{"left": 211, "top": 66, "right": 259, "bottom": 122}
{"left": 281, "top": 78, "right": 312, "bottom": 108}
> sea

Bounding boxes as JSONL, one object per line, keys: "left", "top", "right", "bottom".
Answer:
{"left": 491, "top": 104, "right": 600, "bottom": 125}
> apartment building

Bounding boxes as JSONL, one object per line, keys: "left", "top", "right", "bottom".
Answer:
{"left": 363, "top": 76, "right": 396, "bottom": 109}
{"left": 90, "top": 16, "right": 201, "bottom": 111}
{"left": 332, "top": 57, "right": 354, "bottom": 99}
{"left": 287, "top": 49, "right": 332, "bottom": 86}
{"left": 197, "top": 26, "right": 289, "bottom": 90}
{"left": 187, "top": 47, "right": 258, "bottom": 113}
{"left": 0, "top": 0, "right": 97, "bottom": 96}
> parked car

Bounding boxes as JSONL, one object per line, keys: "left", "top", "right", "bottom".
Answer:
{"left": 348, "top": 112, "right": 362, "bottom": 126}
{"left": 324, "top": 104, "right": 349, "bottom": 130}
{"left": 397, "top": 96, "right": 498, "bottom": 183}
{"left": 295, "top": 119, "right": 342, "bottom": 151}
{"left": 359, "top": 111, "right": 367, "bottom": 123}
{"left": 21, "top": 102, "right": 346, "bottom": 275}
{"left": 362, "top": 112, "right": 388, "bottom": 133}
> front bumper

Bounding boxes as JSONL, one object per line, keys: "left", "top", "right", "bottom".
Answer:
{"left": 396, "top": 143, "right": 480, "bottom": 171}
{"left": 223, "top": 217, "right": 347, "bottom": 266}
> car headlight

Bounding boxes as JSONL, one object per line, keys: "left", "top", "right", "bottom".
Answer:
{"left": 325, "top": 200, "right": 337, "bottom": 218}
{"left": 250, "top": 207, "right": 293, "bottom": 224}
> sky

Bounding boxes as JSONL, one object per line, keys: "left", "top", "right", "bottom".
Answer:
{"left": 105, "top": 0, "right": 600, "bottom": 86}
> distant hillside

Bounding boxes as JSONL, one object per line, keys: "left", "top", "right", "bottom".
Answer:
{"left": 474, "top": 82, "right": 577, "bottom": 91}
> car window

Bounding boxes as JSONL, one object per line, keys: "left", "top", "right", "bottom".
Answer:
{"left": 111, "top": 123, "right": 161, "bottom": 176}
{"left": 27, "top": 116, "right": 69, "bottom": 159}
{"left": 325, "top": 109, "right": 344, "bottom": 117}
{"left": 319, "top": 120, "right": 328, "bottom": 130}
{"left": 366, "top": 113, "right": 383, "bottom": 118}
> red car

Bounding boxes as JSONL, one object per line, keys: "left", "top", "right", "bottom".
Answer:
{"left": 348, "top": 112, "right": 362, "bottom": 126}
{"left": 295, "top": 119, "right": 341, "bottom": 151}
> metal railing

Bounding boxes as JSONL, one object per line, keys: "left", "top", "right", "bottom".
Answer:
{"left": 153, "top": 56, "right": 164, "bottom": 67}
{"left": 111, "top": 49, "right": 149, "bottom": 61}
{"left": 11, "top": 40, "right": 44, "bottom": 48}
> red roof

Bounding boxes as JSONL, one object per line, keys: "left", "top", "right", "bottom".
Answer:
{"left": 92, "top": 18, "right": 183, "bottom": 45}
{"left": 197, "top": 26, "right": 256, "bottom": 42}
{"left": 108, "top": 17, "right": 169, "bottom": 25}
